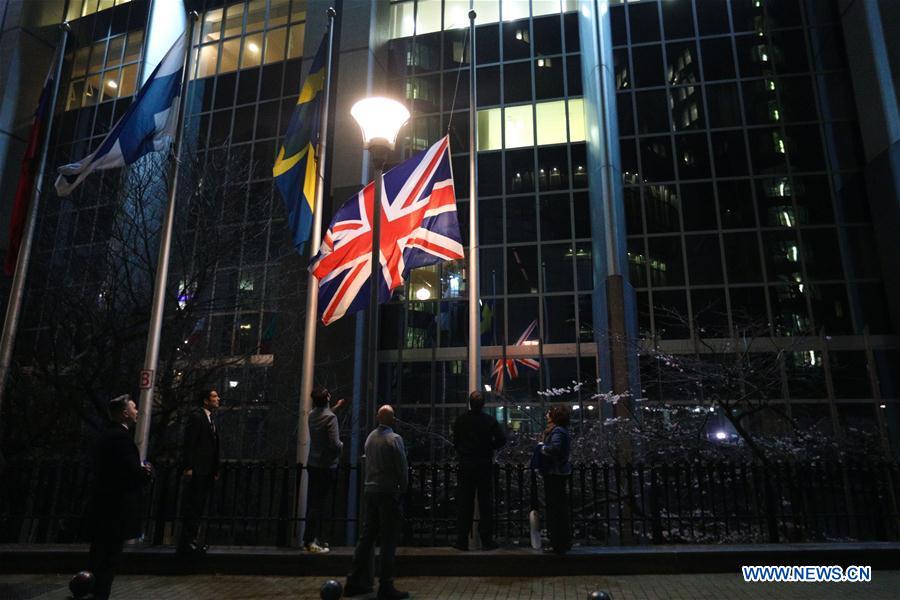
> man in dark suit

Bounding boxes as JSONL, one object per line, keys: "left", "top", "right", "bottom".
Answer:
{"left": 452, "top": 391, "right": 506, "bottom": 551}
{"left": 179, "top": 389, "right": 220, "bottom": 555}
{"left": 86, "top": 394, "right": 152, "bottom": 600}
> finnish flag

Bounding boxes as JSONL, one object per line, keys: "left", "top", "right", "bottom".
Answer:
{"left": 55, "top": 31, "right": 188, "bottom": 196}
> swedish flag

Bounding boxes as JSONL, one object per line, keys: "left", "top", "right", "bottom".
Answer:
{"left": 273, "top": 34, "right": 328, "bottom": 255}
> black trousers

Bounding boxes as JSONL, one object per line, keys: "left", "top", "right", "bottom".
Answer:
{"left": 544, "top": 473, "right": 571, "bottom": 552}
{"left": 180, "top": 474, "right": 214, "bottom": 547}
{"left": 456, "top": 462, "right": 494, "bottom": 546}
{"left": 88, "top": 532, "right": 124, "bottom": 600}
{"left": 303, "top": 466, "right": 337, "bottom": 545}
{"left": 348, "top": 491, "right": 403, "bottom": 589}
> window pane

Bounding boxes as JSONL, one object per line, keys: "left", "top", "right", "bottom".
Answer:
{"left": 647, "top": 236, "right": 684, "bottom": 286}
{"left": 101, "top": 69, "right": 120, "bottom": 101}
{"left": 504, "top": 61, "right": 532, "bottom": 103}
{"left": 88, "top": 41, "right": 105, "bottom": 74}
{"left": 507, "top": 246, "right": 539, "bottom": 293}
{"left": 631, "top": 45, "right": 664, "bottom": 87}
{"left": 538, "top": 145, "right": 569, "bottom": 190}
{"left": 507, "top": 197, "right": 537, "bottom": 242}
{"left": 568, "top": 98, "right": 585, "bottom": 142}
{"left": 288, "top": 24, "right": 304, "bottom": 59}
{"left": 220, "top": 38, "right": 240, "bottom": 73}
{"left": 416, "top": 0, "right": 442, "bottom": 35}
{"left": 124, "top": 30, "right": 143, "bottom": 64}
{"left": 264, "top": 27, "right": 287, "bottom": 64}
{"left": 224, "top": 2, "right": 245, "bottom": 38}
{"left": 202, "top": 8, "right": 224, "bottom": 42}
{"left": 241, "top": 33, "right": 263, "bottom": 69}
{"left": 533, "top": 0, "right": 561, "bottom": 17}
{"left": 291, "top": 0, "right": 307, "bottom": 22}
{"left": 106, "top": 35, "right": 125, "bottom": 68}
{"left": 505, "top": 104, "right": 534, "bottom": 148}
{"left": 73, "top": 46, "right": 91, "bottom": 77}
{"left": 390, "top": 1, "right": 415, "bottom": 38}
{"left": 506, "top": 149, "right": 535, "bottom": 193}
{"left": 246, "top": 0, "right": 266, "bottom": 32}
{"left": 504, "top": 20, "right": 532, "bottom": 60}
{"left": 477, "top": 107, "right": 503, "bottom": 150}
{"left": 269, "top": 0, "right": 290, "bottom": 27}
{"left": 473, "top": 0, "right": 501, "bottom": 24}
{"left": 444, "top": 0, "right": 469, "bottom": 30}
{"left": 542, "top": 244, "right": 574, "bottom": 292}
{"left": 502, "top": 0, "right": 530, "bottom": 21}
{"left": 536, "top": 100, "right": 568, "bottom": 145}
{"left": 119, "top": 62, "right": 137, "bottom": 96}
{"left": 83, "top": 74, "right": 101, "bottom": 106}
{"left": 67, "top": 80, "right": 85, "bottom": 110}
{"left": 196, "top": 44, "right": 219, "bottom": 78}
{"left": 534, "top": 56, "right": 564, "bottom": 100}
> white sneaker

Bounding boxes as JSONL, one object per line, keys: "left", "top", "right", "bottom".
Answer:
{"left": 304, "top": 541, "right": 330, "bottom": 554}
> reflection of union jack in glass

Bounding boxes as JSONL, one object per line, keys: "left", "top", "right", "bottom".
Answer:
{"left": 311, "top": 136, "right": 463, "bottom": 325}
{"left": 491, "top": 320, "right": 540, "bottom": 393}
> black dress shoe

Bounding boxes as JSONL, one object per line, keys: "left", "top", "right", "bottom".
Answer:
{"left": 480, "top": 541, "right": 499, "bottom": 551}
{"left": 451, "top": 542, "right": 468, "bottom": 551}
{"left": 343, "top": 582, "right": 374, "bottom": 597}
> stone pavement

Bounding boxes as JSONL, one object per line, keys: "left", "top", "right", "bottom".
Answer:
{"left": 2, "top": 572, "right": 899, "bottom": 600}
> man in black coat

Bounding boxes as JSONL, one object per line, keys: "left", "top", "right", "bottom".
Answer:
{"left": 179, "top": 389, "right": 220, "bottom": 555}
{"left": 452, "top": 391, "right": 506, "bottom": 551}
{"left": 87, "top": 394, "right": 152, "bottom": 600}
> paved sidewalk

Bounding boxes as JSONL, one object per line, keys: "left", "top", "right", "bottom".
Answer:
{"left": 2, "top": 572, "right": 899, "bottom": 600}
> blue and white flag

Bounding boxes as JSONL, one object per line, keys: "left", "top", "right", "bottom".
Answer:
{"left": 55, "top": 31, "right": 188, "bottom": 196}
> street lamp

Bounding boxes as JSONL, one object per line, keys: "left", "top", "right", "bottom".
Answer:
{"left": 350, "top": 97, "right": 410, "bottom": 426}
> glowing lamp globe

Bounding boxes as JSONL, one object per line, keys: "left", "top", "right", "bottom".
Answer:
{"left": 350, "top": 97, "right": 410, "bottom": 151}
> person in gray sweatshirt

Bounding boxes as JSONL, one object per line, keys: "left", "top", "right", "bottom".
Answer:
{"left": 303, "top": 385, "right": 344, "bottom": 553}
{"left": 345, "top": 405, "right": 410, "bottom": 600}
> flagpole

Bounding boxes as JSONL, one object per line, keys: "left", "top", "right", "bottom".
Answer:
{"left": 467, "top": 8, "right": 480, "bottom": 395}
{"left": 134, "top": 12, "right": 199, "bottom": 461}
{"left": 0, "top": 22, "right": 69, "bottom": 421}
{"left": 296, "top": 6, "right": 336, "bottom": 547}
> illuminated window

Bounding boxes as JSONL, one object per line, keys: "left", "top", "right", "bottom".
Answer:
{"left": 505, "top": 104, "right": 535, "bottom": 148}
{"left": 196, "top": 44, "right": 219, "bottom": 78}
{"left": 241, "top": 33, "right": 264, "bottom": 69}
{"left": 264, "top": 27, "right": 287, "bottom": 64}
{"left": 65, "top": 28, "right": 144, "bottom": 110}
{"left": 202, "top": 9, "right": 224, "bottom": 42}
{"left": 502, "top": 0, "right": 530, "bottom": 21}
{"left": 416, "top": 0, "right": 442, "bottom": 35}
{"left": 246, "top": 0, "right": 267, "bottom": 33}
{"left": 473, "top": 0, "right": 501, "bottom": 24}
{"left": 478, "top": 108, "right": 503, "bottom": 150}
{"left": 220, "top": 38, "right": 240, "bottom": 73}
{"left": 288, "top": 24, "right": 305, "bottom": 59}
{"left": 476, "top": 99, "right": 584, "bottom": 149}
{"left": 390, "top": 2, "right": 416, "bottom": 39}
{"left": 269, "top": 0, "right": 291, "bottom": 27}
{"left": 223, "top": 3, "right": 245, "bottom": 39}
{"left": 536, "top": 100, "right": 568, "bottom": 145}
{"left": 444, "top": 0, "right": 470, "bottom": 30}
{"left": 568, "top": 98, "right": 585, "bottom": 142}
{"left": 533, "top": 0, "right": 562, "bottom": 17}
{"left": 67, "top": 0, "right": 131, "bottom": 21}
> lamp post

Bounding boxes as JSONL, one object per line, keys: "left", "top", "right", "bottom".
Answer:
{"left": 350, "top": 98, "right": 410, "bottom": 426}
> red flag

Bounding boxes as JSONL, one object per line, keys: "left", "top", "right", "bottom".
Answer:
{"left": 5, "top": 65, "right": 55, "bottom": 275}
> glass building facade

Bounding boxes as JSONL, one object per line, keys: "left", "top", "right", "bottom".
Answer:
{"left": 1, "top": 0, "right": 898, "bottom": 461}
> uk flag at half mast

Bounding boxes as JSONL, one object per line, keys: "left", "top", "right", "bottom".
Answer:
{"left": 311, "top": 136, "right": 463, "bottom": 325}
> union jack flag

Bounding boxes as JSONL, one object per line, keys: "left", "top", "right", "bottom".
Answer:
{"left": 311, "top": 136, "right": 464, "bottom": 325}
{"left": 491, "top": 320, "right": 540, "bottom": 393}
